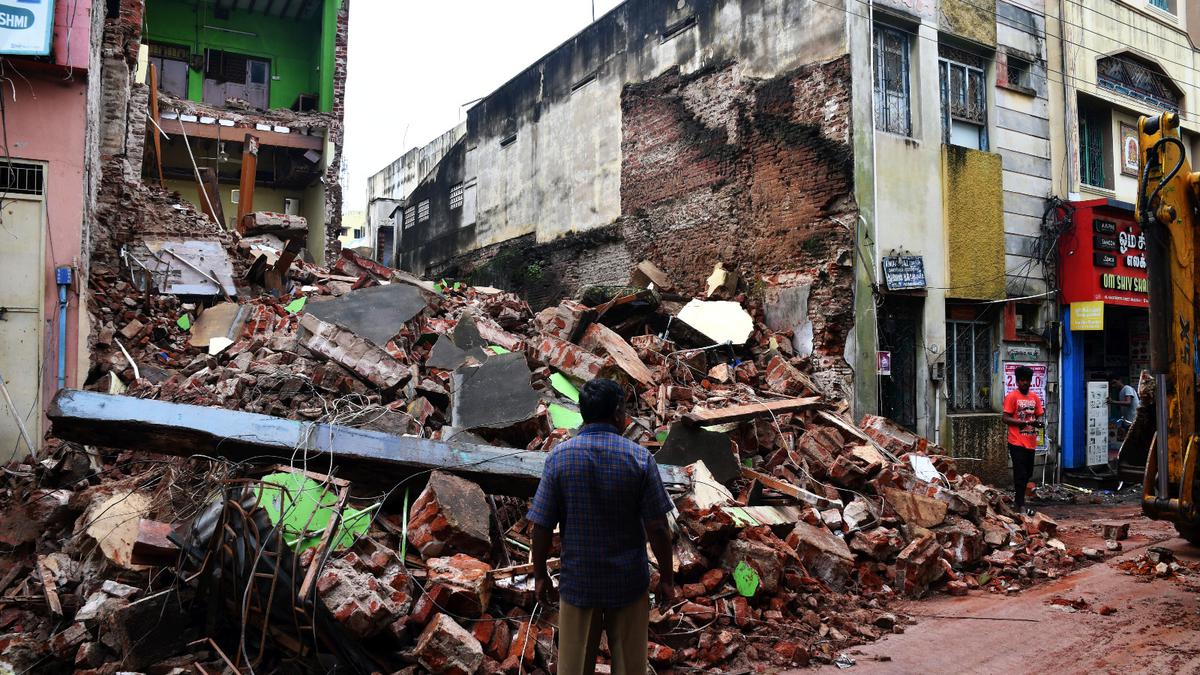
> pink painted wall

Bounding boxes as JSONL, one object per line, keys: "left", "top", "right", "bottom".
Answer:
{"left": 3, "top": 0, "right": 96, "bottom": 430}
{"left": 52, "top": 0, "right": 93, "bottom": 71}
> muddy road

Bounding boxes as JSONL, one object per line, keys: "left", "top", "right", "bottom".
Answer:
{"left": 806, "top": 502, "right": 1200, "bottom": 674}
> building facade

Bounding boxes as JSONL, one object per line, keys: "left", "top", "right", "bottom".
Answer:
{"left": 0, "top": 0, "right": 104, "bottom": 463}
{"left": 1049, "top": 0, "right": 1200, "bottom": 470}
{"left": 140, "top": 0, "right": 347, "bottom": 263}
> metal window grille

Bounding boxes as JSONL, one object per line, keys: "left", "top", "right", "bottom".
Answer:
{"left": 939, "top": 45, "right": 988, "bottom": 149}
{"left": 449, "top": 183, "right": 464, "bottom": 210}
{"left": 403, "top": 206, "right": 416, "bottom": 229}
{"left": 874, "top": 25, "right": 912, "bottom": 136}
{"left": 946, "top": 320, "right": 993, "bottom": 412}
{"left": 205, "top": 49, "right": 248, "bottom": 84}
{"left": 0, "top": 162, "right": 45, "bottom": 196}
{"left": 1006, "top": 56, "right": 1030, "bottom": 89}
{"left": 1097, "top": 54, "right": 1180, "bottom": 111}
{"left": 418, "top": 200, "right": 430, "bottom": 223}
{"left": 1079, "top": 107, "right": 1108, "bottom": 188}
{"left": 1149, "top": 0, "right": 1173, "bottom": 13}
{"left": 149, "top": 42, "right": 190, "bottom": 61}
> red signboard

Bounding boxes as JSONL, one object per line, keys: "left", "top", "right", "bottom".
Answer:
{"left": 1058, "top": 199, "right": 1148, "bottom": 308}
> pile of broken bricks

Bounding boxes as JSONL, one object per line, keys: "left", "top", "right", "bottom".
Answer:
{"left": 3, "top": 247, "right": 1115, "bottom": 673}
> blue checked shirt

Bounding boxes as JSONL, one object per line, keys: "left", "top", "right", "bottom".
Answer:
{"left": 528, "top": 423, "right": 675, "bottom": 609}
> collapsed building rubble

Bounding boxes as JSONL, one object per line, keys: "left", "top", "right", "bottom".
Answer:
{"left": 1, "top": 244, "right": 1113, "bottom": 673}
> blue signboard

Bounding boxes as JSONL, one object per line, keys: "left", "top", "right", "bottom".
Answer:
{"left": 0, "top": 0, "right": 56, "bottom": 57}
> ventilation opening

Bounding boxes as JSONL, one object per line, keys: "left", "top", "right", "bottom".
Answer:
{"left": 661, "top": 15, "right": 696, "bottom": 43}
{"left": 0, "top": 162, "right": 45, "bottom": 196}
{"left": 499, "top": 133, "right": 518, "bottom": 148}
{"left": 571, "top": 71, "right": 598, "bottom": 92}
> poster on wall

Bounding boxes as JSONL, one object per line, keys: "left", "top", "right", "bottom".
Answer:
{"left": 1086, "top": 381, "right": 1110, "bottom": 466}
{"left": 0, "top": 0, "right": 55, "bottom": 56}
{"left": 1120, "top": 123, "right": 1140, "bottom": 176}
{"left": 1003, "top": 362, "right": 1048, "bottom": 451}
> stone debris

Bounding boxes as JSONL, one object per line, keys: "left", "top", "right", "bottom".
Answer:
{"left": 4, "top": 246, "right": 1105, "bottom": 674}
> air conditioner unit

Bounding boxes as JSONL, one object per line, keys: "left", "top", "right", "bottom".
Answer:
{"left": 231, "top": 189, "right": 240, "bottom": 205}
{"left": 284, "top": 198, "right": 300, "bottom": 215}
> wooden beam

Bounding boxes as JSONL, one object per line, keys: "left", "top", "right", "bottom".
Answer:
{"left": 162, "top": 117, "right": 325, "bottom": 151}
{"left": 47, "top": 390, "right": 690, "bottom": 497}
{"left": 740, "top": 468, "right": 843, "bottom": 510}
{"left": 147, "top": 63, "right": 164, "bottom": 188}
{"left": 682, "top": 397, "right": 824, "bottom": 426}
{"left": 236, "top": 133, "right": 260, "bottom": 235}
{"left": 196, "top": 167, "right": 226, "bottom": 228}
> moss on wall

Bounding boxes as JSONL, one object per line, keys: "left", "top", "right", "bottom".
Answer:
{"left": 943, "top": 146, "right": 1005, "bottom": 300}
{"left": 940, "top": 0, "right": 996, "bottom": 47}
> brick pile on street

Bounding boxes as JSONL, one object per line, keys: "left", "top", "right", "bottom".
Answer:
{"left": 0, "top": 250, "right": 1115, "bottom": 673}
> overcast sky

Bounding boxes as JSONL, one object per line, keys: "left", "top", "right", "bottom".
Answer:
{"left": 343, "top": 0, "right": 625, "bottom": 212}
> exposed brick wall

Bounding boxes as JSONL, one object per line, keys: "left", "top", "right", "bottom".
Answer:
{"left": 620, "top": 56, "right": 857, "bottom": 382}
{"left": 434, "top": 57, "right": 858, "bottom": 390}
{"left": 321, "top": 0, "right": 351, "bottom": 264}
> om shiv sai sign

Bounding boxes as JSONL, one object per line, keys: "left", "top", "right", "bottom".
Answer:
{"left": 1058, "top": 200, "right": 1148, "bottom": 308}
{"left": 0, "top": 0, "right": 55, "bottom": 56}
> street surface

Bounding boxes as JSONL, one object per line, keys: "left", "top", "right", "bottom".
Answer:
{"left": 810, "top": 502, "right": 1200, "bottom": 674}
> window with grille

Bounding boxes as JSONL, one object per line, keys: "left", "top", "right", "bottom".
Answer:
{"left": 0, "top": 162, "right": 44, "bottom": 196}
{"left": 946, "top": 320, "right": 993, "bottom": 412}
{"left": 939, "top": 44, "right": 988, "bottom": 150}
{"left": 874, "top": 25, "right": 912, "bottom": 137}
{"left": 418, "top": 200, "right": 430, "bottom": 223}
{"left": 449, "top": 183, "right": 464, "bottom": 210}
{"left": 1079, "top": 102, "right": 1112, "bottom": 189}
{"left": 149, "top": 42, "right": 189, "bottom": 62}
{"left": 205, "top": 49, "right": 248, "bottom": 84}
{"left": 1097, "top": 53, "right": 1180, "bottom": 111}
{"left": 1006, "top": 55, "right": 1031, "bottom": 90}
{"left": 403, "top": 206, "right": 416, "bottom": 229}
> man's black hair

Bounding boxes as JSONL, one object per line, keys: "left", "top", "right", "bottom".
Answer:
{"left": 1014, "top": 365, "right": 1034, "bottom": 381}
{"left": 580, "top": 378, "right": 624, "bottom": 424}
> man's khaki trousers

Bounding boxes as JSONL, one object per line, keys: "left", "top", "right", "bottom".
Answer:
{"left": 557, "top": 593, "right": 648, "bottom": 675}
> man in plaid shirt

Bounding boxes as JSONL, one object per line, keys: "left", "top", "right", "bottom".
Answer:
{"left": 528, "top": 378, "right": 676, "bottom": 675}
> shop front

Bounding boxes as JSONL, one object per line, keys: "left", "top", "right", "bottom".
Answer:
{"left": 1059, "top": 199, "right": 1148, "bottom": 469}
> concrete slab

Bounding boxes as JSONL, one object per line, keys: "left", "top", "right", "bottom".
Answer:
{"left": 306, "top": 283, "right": 427, "bottom": 347}
{"left": 450, "top": 353, "right": 540, "bottom": 431}
{"left": 657, "top": 422, "right": 740, "bottom": 484}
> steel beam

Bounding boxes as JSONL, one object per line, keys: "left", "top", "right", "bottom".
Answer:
{"left": 48, "top": 390, "right": 689, "bottom": 496}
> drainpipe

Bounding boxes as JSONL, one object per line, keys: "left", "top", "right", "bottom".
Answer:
{"left": 55, "top": 266, "right": 72, "bottom": 391}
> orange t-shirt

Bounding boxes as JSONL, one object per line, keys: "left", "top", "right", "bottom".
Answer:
{"left": 1004, "top": 389, "right": 1044, "bottom": 449}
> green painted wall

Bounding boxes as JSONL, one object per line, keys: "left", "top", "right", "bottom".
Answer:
{"left": 943, "top": 146, "right": 1006, "bottom": 301}
{"left": 144, "top": 0, "right": 334, "bottom": 112}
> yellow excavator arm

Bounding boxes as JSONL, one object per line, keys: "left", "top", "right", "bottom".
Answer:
{"left": 1136, "top": 112, "right": 1200, "bottom": 540}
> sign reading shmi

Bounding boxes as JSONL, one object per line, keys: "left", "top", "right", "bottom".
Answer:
{"left": 0, "top": 1, "right": 56, "bottom": 56}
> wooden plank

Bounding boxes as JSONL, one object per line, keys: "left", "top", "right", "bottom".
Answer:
{"left": 297, "top": 485, "right": 348, "bottom": 601}
{"left": 487, "top": 558, "right": 561, "bottom": 581}
{"left": 817, "top": 410, "right": 870, "bottom": 443}
{"left": 236, "top": 133, "right": 260, "bottom": 234}
{"left": 740, "top": 468, "right": 842, "bottom": 510}
{"left": 47, "top": 390, "right": 690, "bottom": 497}
{"left": 683, "top": 397, "right": 823, "bottom": 426}
{"left": 147, "top": 63, "right": 164, "bottom": 188}
{"left": 197, "top": 167, "right": 227, "bottom": 228}
{"left": 36, "top": 555, "right": 61, "bottom": 615}
{"left": 163, "top": 117, "right": 325, "bottom": 151}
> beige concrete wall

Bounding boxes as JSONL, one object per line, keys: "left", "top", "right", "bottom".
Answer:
{"left": 464, "top": 0, "right": 850, "bottom": 250}
{"left": 1050, "top": 0, "right": 1200, "bottom": 204}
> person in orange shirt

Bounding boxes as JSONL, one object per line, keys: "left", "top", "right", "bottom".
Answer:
{"left": 1002, "top": 365, "right": 1044, "bottom": 517}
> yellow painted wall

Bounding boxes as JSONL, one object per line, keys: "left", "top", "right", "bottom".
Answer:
{"left": 943, "top": 146, "right": 1005, "bottom": 300}
{"left": 163, "top": 179, "right": 307, "bottom": 232}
